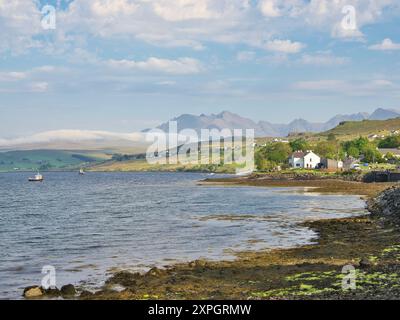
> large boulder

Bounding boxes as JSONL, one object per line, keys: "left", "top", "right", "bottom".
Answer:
{"left": 60, "top": 284, "right": 76, "bottom": 296}
{"left": 23, "top": 286, "right": 44, "bottom": 298}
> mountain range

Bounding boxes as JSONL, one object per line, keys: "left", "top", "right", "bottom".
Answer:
{"left": 1, "top": 108, "right": 399, "bottom": 151}
{"left": 154, "top": 108, "right": 400, "bottom": 137}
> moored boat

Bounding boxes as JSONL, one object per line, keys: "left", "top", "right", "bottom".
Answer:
{"left": 28, "top": 173, "right": 44, "bottom": 182}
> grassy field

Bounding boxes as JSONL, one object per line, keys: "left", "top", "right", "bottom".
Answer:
{"left": 0, "top": 150, "right": 111, "bottom": 172}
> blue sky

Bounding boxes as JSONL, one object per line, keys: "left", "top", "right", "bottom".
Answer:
{"left": 0, "top": 0, "right": 400, "bottom": 139}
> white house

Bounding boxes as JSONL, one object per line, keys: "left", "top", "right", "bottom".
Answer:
{"left": 289, "top": 151, "right": 321, "bottom": 169}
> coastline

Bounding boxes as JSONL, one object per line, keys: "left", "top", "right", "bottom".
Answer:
{"left": 74, "top": 178, "right": 400, "bottom": 300}
{"left": 20, "top": 176, "right": 400, "bottom": 300}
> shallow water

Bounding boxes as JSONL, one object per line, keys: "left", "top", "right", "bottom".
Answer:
{"left": 0, "top": 172, "right": 367, "bottom": 299}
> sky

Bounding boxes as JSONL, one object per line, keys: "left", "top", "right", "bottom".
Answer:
{"left": 0, "top": 0, "right": 400, "bottom": 139}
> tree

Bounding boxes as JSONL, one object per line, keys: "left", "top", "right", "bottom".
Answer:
{"left": 290, "top": 138, "right": 309, "bottom": 152}
{"left": 343, "top": 136, "right": 371, "bottom": 159}
{"left": 362, "top": 146, "right": 384, "bottom": 163}
{"left": 315, "top": 141, "right": 342, "bottom": 159}
{"left": 378, "top": 136, "right": 400, "bottom": 148}
{"left": 347, "top": 146, "right": 360, "bottom": 158}
{"left": 267, "top": 143, "right": 292, "bottom": 163}
{"left": 255, "top": 142, "right": 292, "bottom": 170}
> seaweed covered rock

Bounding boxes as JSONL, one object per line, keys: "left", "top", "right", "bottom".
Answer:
{"left": 106, "top": 271, "right": 140, "bottom": 287}
{"left": 146, "top": 267, "right": 166, "bottom": 277}
{"left": 368, "top": 186, "right": 400, "bottom": 220}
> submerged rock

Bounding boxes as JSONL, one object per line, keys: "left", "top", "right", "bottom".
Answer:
{"left": 23, "top": 286, "right": 44, "bottom": 298}
{"left": 61, "top": 284, "right": 76, "bottom": 296}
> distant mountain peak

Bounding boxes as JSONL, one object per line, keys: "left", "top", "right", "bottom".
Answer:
{"left": 153, "top": 107, "right": 400, "bottom": 137}
{"left": 215, "top": 110, "right": 240, "bottom": 119}
{"left": 369, "top": 108, "right": 400, "bottom": 120}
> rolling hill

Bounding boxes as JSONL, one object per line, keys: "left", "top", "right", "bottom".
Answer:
{"left": 0, "top": 150, "right": 111, "bottom": 172}
{"left": 318, "top": 118, "right": 400, "bottom": 140}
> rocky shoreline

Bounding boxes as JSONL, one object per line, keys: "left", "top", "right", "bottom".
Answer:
{"left": 23, "top": 180, "right": 400, "bottom": 300}
{"left": 368, "top": 186, "right": 400, "bottom": 222}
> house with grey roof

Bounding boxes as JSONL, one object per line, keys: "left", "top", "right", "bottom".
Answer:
{"left": 289, "top": 151, "right": 321, "bottom": 169}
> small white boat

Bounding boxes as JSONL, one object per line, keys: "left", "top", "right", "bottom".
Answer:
{"left": 79, "top": 169, "right": 85, "bottom": 175}
{"left": 29, "top": 173, "right": 44, "bottom": 182}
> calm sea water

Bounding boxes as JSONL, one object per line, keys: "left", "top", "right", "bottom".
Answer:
{"left": 0, "top": 172, "right": 367, "bottom": 299}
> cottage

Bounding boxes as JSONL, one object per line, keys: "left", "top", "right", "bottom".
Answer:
{"left": 289, "top": 151, "right": 321, "bottom": 169}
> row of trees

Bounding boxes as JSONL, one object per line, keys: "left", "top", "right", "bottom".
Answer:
{"left": 255, "top": 134, "right": 392, "bottom": 171}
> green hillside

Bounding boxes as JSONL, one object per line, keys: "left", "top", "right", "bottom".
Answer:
{"left": 0, "top": 150, "right": 109, "bottom": 172}
{"left": 317, "top": 118, "right": 400, "bottom": 141}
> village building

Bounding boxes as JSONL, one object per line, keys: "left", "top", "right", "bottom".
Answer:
{"left": 320, "top": 158, "right": 344, "bottom": 170}
{"left": 289, "top": 151, "right": 321, "bottom": 169}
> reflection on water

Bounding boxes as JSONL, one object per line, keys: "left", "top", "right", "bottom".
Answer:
{"left": 0, "top": 172, "right": 367, "bottom": 299}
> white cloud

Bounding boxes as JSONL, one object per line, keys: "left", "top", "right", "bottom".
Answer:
{"left": 369, "top": 38, "right": 400, "bottom": 51}
{"left": 0, "top": 66, "right": 68, "bottom": 93}
{"left": 259, "top": 0, "right": 304, "bottom": 18}
{"left": 2, "top": 0, "right": 399, "bottom": 55}
{"left": 58, "top": 0, "right": 255, "bottom": 49}
{"left": 0, "top": 130, "right": 146, "bottom": 149}
{"left": 236, "top": 51, "right": 256, "bottom": 61}
{"left": 259, "top": 0, "right": 399, "bottom": 40}
{"left": 0, "top": 0, "right": 42, "bottom": 53}
{"left": 28, "top": 82, "right": 49, "bottom": 93}
{"left": 371, "top": 79, "right": 394, "bottom": 87}
{"left": 294, "top": 80, "right": 345, "bottom": 91}
{"left": 265, "top": 39, "right": 305, "bottom": 54}
{"left": 293, "top": 78, "right": 397, "bottom": 96}
{"left": 106, "top": 57, "right": 203, "bottom": 74}
{"left": 0, "top": 71, "right": 28, "bottom": 82}
{"left": 259, "top": 0, "right": 281, "bottom": 17}
{"left": 151, "top": 0, "right": 220, "bottom": 21}
{"left": 91, "top": 0, "right": 138, "bottom": 16}
{"left": 299, "top": 53, "right": 350, "bottom": 66}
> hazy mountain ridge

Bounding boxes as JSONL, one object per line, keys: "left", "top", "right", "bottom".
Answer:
{"left": 155, "top": 108, "right": 400, "bottom": 137}
{"left": 1, "top": 108, "right": 399, "bottom": 152}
